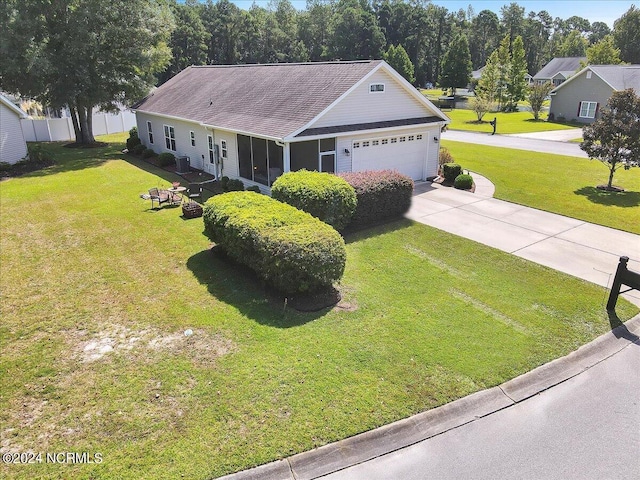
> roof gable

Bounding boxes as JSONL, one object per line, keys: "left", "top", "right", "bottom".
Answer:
{"left": 0, "top": 94, "right": 28, "bottom": 118}
{"left": 551, "top": 64, "right": 640, "bottom": 94}
{"left": 134, "top": 61, "right": 384, "bottom": 139}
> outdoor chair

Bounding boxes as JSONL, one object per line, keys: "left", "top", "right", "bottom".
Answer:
{"left": 148, "top": 187, "right": 172, "bottom": 209}
{"left": 187, "top": 183, "right": 202, "bottom": 201}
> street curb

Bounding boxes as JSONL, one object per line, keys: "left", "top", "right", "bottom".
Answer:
{"left": 216, "top": 314, "right": 640, "bottom": 480}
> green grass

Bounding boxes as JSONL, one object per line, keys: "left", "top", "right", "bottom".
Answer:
{"left": 443, "top": 140, "right": 640, "bottom": 234}
{"left": 1, "top": 134, "right": 637, "bottom": 479}
{"left": 444, "top": 109, "right": 580, "bottom": 134}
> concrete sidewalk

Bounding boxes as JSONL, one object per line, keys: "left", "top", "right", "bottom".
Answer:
{"left": 407, "top": 176, "right": 640, "bottom": 306}
{"left": 443, "top": 130, "right": 588, "bottom": 158}
{"left": 506, "top": 128, "right": 583, "bottom": 142}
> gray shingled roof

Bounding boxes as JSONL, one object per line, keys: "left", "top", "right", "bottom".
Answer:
{"left": 589, "top": 65, "right": 640, "bottom": 90}
{"left": 533, "top": 57, "right": 585, "bottom": 81}
{"left": 134, "top": 61, "right": 383, "bottom": 139}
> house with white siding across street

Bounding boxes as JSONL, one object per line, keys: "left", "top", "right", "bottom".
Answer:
{"left": 132, "top": 60, "right": 449, "bottom": 190}
{"left": 0, "top": 93, "right": 28, "bottom": 164}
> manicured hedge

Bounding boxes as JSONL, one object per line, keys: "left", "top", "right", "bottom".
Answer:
{"left": 157, "top": 152, "right": 175, "bottom": 166}
{"left": 203, "top": 191, "right": 346, "bottom": 294}
{"left": 338, "top": 170, "right": 414, "bottom": 229}
{"left": 442, "top": 163, "right": 462, "bottom": 183}
{"left": 271, "top": 170, "right": 356, "bottom": 231}
{"left": 454, "top": 173, "right": 473, "bottom": 190}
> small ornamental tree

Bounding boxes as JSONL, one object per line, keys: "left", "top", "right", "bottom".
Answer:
{"left": 580, "top": 89, "right": 640, "bottom": 190}
{"left": 527, "top": 82, "right": 553, "bottom": 121}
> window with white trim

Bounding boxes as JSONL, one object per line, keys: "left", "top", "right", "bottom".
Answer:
{"left": 399, "top": 136, "right": 406, "bottom": 142}
{"left": 147, "top": 121, "right": 154, "bottom": 144}
{"left": 390, "top": 138, "right": 397, "bottom": 143}
{"left": 362, "top": 141, "right": 370, "bottom": 147}
{"left": 372, "top": 140, "right": 379, "bottom": 146}
{"left": 382, "top": 139, "right": 388, "bottom": 145}
{"left": 586, "top": 71, "right": 592, "bottom": 79}
{"left": 190, "top": 131, "right": 195, "bottom": 147}
{"left": 164, "top": 125, "right": 176, "bottom": 151}
{"left": 408, "top": 135, "right": 415, "bottom": 141}
{"left": 417, "top": 134, "right": 423, "bottom": 140}
{"left": 369, "top": 83, "right": 385, "bottom": 93}
{"left": 353, "top": 141, "right": 360, "bottom": 148}
{"left": 579, "top": 101, "right": 597, "bottom": 119}
{"left": 221, "top": 140, "right": 228, "bottom": 158}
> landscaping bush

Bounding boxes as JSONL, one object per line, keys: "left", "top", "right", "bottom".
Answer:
{"left": 226, "top": 178, "right": 245, "bottom": 191}
{"left": 246, "top": 185, "right": 261, "bottom": 193}
{"left": 220, "top": 176, "right": 230, "bottom": 190}
{"left": 338, "top": 170, "right": 414, "bottom": 229}
{"left": 126, "top": 135, "right": 141, "bottom": 150}
{"left": 157, "top": 152, "right": 175, "bottom": 167}
{"left": 132, "top": 144, "right": 146, "bottom": 155}
{"left": 454, "top": 173, "right": 473, "bottom": 190}
{"left": 142, "top": 148, "right": 156, "bottom": 158}
{"left": 129, "top": 126, "right": 138, "bottom": 138}
{"left": 271, "top": 170, "right": 357, "bottom": 231}
{"left": 203, "top": 191, "right": 346, "bottom": 294}
{"left": 442, "top": 163, "right": 462, "bottom": 183}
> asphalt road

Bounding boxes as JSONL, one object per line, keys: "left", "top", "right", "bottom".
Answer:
{"left": 324, "top": 341, "right": 640, "bottom": 480}
{"left": 442, "top": 130, "right": 589, "bottom": 158}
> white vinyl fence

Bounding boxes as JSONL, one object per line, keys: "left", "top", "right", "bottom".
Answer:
{"left": 21, "top": 109, "right": 136, "bottom": 142}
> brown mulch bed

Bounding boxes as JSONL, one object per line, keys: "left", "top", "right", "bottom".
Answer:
{"left": 0, "top": 159, "right": 55, "bottom": 180}
{"left": 596, "top": 184, "right": 624, "bottom": 192}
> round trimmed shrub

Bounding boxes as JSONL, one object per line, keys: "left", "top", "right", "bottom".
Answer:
{"left": 338, "top": 170, "right": 414, "bottom": 229}
{"left": 246, "top": 185, "right": 261, "bottom": 193}
{"left": 132, "top": 144, "right": 146, "bottom": 155}
{"left": 203, "top": 192, "right": 346, "bottom": 294}
{"left": 442, "top": 163, "right": 462, "bottom": 182}
{"left": 157, "top": 152, "right": 175, "bottom": 166}
{"left": 142, "top": 148, "right": 156, "bottom": 158}
{"left": 271, "top": 170, "right": 356, "bottom": 231}
{"left": 226, "top": 179, "right": 244, "bottom": 191}
{"left": 454, "top": 173, "right": 473, "bottom": 190}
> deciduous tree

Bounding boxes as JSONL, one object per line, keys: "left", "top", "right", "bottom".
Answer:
{"left": 0, "top": 0, "right": 173, "bottom": 144}
{"left": 613, "top": 5, "right": 640, "bottom": 64}
{"left": 383, "top": 44, "right": 415, "bottom": 84}
{"left": 580, "top": 89, "right": 640, "bottom": 190}
{"left": 438, "top": 33, "right": 471, "bottom": 96}
{"left": 527, "top": 82, "right": 552, "bottom": 120}
{"left": 584, "top": 35, "right": 622, "bottom": 66}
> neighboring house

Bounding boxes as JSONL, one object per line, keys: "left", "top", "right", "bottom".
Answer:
{"left": 533, "top": 57, "right": 586, "bottom": 86}
{"left": 0, "top": 93, "right": 28, "bottom": 164}
{"left": 132, "top": 60, "right": 450, "bottom": 188}
{"left": 549, "top": 64, "right": 640, "bottom": 124}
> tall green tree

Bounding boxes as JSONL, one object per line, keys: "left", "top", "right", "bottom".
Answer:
{"left": 589, "top": 21, "right": 611, "bottom": 44}
{"left": 581, "top": 89, "right": 640, "bottom": 189}
{"left": 0, "top": 0, "right": 173, "bottom": 144}
{"left": 500, "top": 2, "right": 525, "bottom": 44}
{"left": 199, "top": 0, "right": 242, "bottom": 65}
{"left": 505, "top": 35, "right": 528, "bottom": 111}
{"left": 298, "top": 0, "right": 333, "bottom": 61}
{"left": 558, "top": 30, "right": 588, "bottom": 56}
{"left": 584, "top": 35, "right": 622, "bottom": 65}
{"left": 439, "top": 33, "right": 472, "bottom": 96}
{"left": 495, "top": 34, "right": 512, "bottom": 108}
{"left": 613, "top": 5, "right": 640, "bottom": 64}
{"left": 383, "top": 44, "right": 415, "bottom": 84}
{"left": 160, "top": 0, "right": 210, "bottom": 84}
{"left": 327, "top": 0, "right": 385, "bottom": 60}
{"left": 476, "top": 50, "right": 501, "bottom": 105}
{"left": 527, "top": 82, "right": 552, "bottom": 120}
{"left": 469, "top": 9, "right": 500, "bottom": 69}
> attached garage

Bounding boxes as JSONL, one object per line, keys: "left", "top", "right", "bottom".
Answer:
{"left": 351, "top": 132, "right": 428, "bottom": 180}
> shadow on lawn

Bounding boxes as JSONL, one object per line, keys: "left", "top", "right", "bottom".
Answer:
{"left": 186, "top": 248, "right": 330, "bottom": 328}
{"left": 574, "top": 186, "right": 640, "bottom": 208}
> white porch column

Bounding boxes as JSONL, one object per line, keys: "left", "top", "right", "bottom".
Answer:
{"left": 283, "top": 142, "right": 291, "bottom": 173}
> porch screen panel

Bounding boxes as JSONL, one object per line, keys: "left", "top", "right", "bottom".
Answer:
{"left": 267, "top": 141, "right": 284, "bottom": 184}
{"left": 237, "top": 134, "right": 252, "bottom": 180}
{"left": 290, "top": 140, "right": 319, "bottom": 171}
{"left": 251, "top": 137, "right": 268, "bottom": 185}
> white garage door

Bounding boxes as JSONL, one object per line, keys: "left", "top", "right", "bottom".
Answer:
{"left": 351, "top": 133, "right": 427, "bottom": 180}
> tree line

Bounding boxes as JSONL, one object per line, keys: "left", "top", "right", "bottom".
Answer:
{"left": 160, "top": 0, "right": 640, "bottom": 87}
{"left": 2, "top": 0, "right": 638, "bottom": 144}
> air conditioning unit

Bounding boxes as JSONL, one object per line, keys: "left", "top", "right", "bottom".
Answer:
{"left": 175, "top": 155, "right": 190, "bottom": 174}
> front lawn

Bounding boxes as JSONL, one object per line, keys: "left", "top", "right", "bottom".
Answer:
{"left": 1, "top": 135, "right": 637, "bottom": 479}
{"left": 444, "top": 109, "right": 579, "bottom": 134}
{"left": 442, "top": 141, "right": 640, "bottom": 234}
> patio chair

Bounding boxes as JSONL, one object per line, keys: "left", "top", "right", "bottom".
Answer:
{"left": 148, "top": 187, "right": 171, "bottom": 209}
{"left": 187, "top": 183, "right": 202, "bottom": 201}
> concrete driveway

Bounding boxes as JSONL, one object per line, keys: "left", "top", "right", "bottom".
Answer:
{"left": 407, "top": 177, "right": 640, "bottom": 306}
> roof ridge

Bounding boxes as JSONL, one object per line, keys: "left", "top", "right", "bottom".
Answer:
{"left": 191, "top": 60, "right": 380, "bottom": 69}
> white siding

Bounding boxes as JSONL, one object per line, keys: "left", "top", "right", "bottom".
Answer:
{"left": 0, "top": 102, "right": 28, "bottom": 164}
{"left": 310, "top": 70, "right": 432, "bottom": 129}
